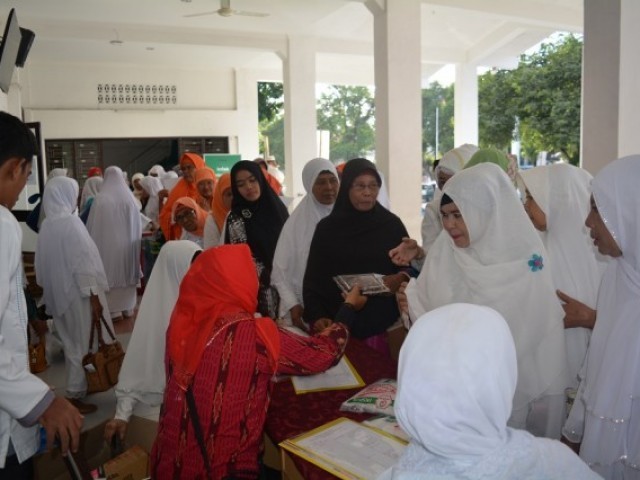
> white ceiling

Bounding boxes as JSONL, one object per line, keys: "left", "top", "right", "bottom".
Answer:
{"left": 2, "top": 0, "right": 583, "bottom": 84}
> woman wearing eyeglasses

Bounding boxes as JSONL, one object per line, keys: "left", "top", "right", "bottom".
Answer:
{"left": 303, "top": 158, "right": 410, "bottom": 355}
{"left": 158, "top": 153, "right": 205, "bottom": 241}
{"left": 171, "top": 197, "right": 207, "bottom": 248}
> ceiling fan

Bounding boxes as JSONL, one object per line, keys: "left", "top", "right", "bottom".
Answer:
{"left": 184, "top": 0, "right": 270, "bottom": 18}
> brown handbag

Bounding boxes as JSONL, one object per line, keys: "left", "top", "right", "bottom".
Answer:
{"left": 82, "top": 315, "right": 125, "bottom": 394}
{"left": 28, "top": 331, "right": 48, "bottom": 374}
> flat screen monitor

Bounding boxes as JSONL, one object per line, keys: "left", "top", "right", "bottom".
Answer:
{"left": 0, "top": 9, "right": 21, "bottom": 94}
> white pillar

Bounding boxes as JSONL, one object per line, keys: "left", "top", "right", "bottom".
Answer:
{"left": 235, "top": 69, "right": 260, "bottom": 159}
{"left": 371, "top": 0, "right": 423, "bottom": 238}
{"left": 617, "top": 0, "right": 640, "bottom": 159}
{"left": 454, "top": 63, "right": 479, "bottom": 147}
{"left": 582, "top": 0, "right": 640, "bottom": 174}
{"left": 581, "top": 0, "right": 620, "bottom": 174}
{"left": 282, "top": 36, "right": 317, "bottom": 204}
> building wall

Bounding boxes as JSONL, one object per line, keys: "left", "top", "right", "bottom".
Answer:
{"left": 20, "top": 62, "right": 258, "bottom": 154}
{"left": 6, "top": 62, "right": 262, "bottom": 251}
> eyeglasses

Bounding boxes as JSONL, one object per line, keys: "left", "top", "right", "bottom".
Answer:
{"left": 351, "top": 182, "right": 380, "bottom": 192}
{"left": 175, "top": 209, "right": 196, "bottom": 222}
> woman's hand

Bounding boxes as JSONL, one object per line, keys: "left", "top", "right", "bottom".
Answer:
{"left": 556, "top": 290, "right": 597, "bottom": 329}
{"left": 104, "top": 419, "right": 128, "bottom": 443}
{"left": 383, "top": 272, "right": 410, "bottom": 294}
{"left": 342, "top": 285, "right": 367, "bottom": 311}
{"left": 389, "top": 237, "right": 423, "bottom": 266}
{"left": 289, "top": 304, "right": 306, "bottom": 330}
{"left": 313, "top": 317, "right": 333, "bottom": 333}
{"left": 158, "top": 189, "right": 169, "bottom": 206}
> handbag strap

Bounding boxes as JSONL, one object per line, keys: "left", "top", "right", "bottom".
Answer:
{"left": 87, "top": 314, "right": 107, "bottom": 354}
{"left": 185, "top": 386, "right": 212, "bottom": 480}
{"left": 99, "top": 315, "right": 118, "bottom": 343}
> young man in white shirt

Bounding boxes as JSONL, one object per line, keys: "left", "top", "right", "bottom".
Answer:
{"left": 0, "top": 112, "right": 83, "bottom": 479}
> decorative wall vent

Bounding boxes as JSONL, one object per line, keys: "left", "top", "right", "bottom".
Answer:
{"left": 97, "top": 84, "right": 177, "bottom": 106}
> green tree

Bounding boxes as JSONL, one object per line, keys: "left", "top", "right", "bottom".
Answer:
{"left": 478, "top": 69, "right": 517, "bottom": 150}
{"left": 316, "top": 85, "right": 375, "bottom": 162}
{"left": 514, "top": 35, "right": 582, "bottom": 164}
{"left": 422, "top": 82, "right": 454, "bottom": 161}
{"left": 478, "top": 34, "right": 582, "bottom": 164}
{"left": 260, "top": 115, "right": 284, "bottom": 166}
{"left": 257, "top": 82, "right": 283, "bottom": 123}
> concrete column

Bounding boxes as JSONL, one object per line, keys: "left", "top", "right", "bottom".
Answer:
{"left": 282, "top": 36, "right": 317, "bottom": 204}
{"left": 617, "top": 0, "right": 640, "bottom": 159}
{"left": 235, "top": 69, "right": 260, "bottom": 159}
{"left": 370, "top": 0, "right": 423, "bottom": 238}
{"left": 581, "top": 0, "right": 620, "bottom": 174}
{"left": 454, "top": 63, "right": 479, "bottom": 146}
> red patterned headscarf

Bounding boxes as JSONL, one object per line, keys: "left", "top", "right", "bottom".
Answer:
{"left": 168, "top": 244, "right": 280, "bottom": 389}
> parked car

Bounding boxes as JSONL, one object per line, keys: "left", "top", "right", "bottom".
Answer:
{"left": 421, "top": 181, "right": 436, "bottom": 215}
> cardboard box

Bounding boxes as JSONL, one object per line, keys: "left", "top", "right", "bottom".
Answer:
{"left": 33, "top": 416, "right": 157, "bottom": 480}
{"left": 100, "top": 445, "right": 148, "bottom": 480}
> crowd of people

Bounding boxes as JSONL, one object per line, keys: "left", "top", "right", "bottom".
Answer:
{"left": 1, "top": 109, "right": 639, "bottom": 479}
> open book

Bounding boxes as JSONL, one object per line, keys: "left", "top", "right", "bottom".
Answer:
{"left": 280, "top": 417, "right": 406, "bottom": 480}
{"left": 333, "top": 274, "right": 391, "bottom": 296}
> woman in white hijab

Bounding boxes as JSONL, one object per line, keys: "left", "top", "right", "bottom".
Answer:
{"left": 35, "top": 176, "right": 115, "bottom": 413}
{"left": 87, "top": 166, "right": 142, "bottom": 320}
{"left": 138, "top": 175, "right": 165, "bottom": 280}
{"left": 47, "top": 167, "right": 68, "bottom": 180}
{"left": 378, "top": 303, "right": 599, "bottom": 480}
{"left": 271, "top": 158, "right": 339, "bottom": 327}
{"left": 405, "top": 163, "right": 569, "bottom": 439}
{"left": 131, "top": 172, "right": 145, "bottom": 201}
{"left": 80, "top": 176, "right": 103, "bottom": 213}
{"left": 563, "top": 156, "right": 640, "bottom": 479}
{"left": 518, "top": 164, "right": 607, "bottom": 387}
{"left": 139, "top": 175, "right": 164, "bottom": 225}
{"left": 104, "top": 240, "right": 202, "bottom": 442}
{"left": 148, "top": 164, "right": 166, "bottom": 178}
{"left": 421, "top": 144, "right": 478, "bottom": 252}
{"left": 388, "top": 144, "right": 478, "bottom": 269}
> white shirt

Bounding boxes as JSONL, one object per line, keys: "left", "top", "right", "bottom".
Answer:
{"left": 0, "top": 206, "right": 52, "bottom": 466}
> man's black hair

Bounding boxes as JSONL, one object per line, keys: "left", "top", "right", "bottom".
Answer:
{"left": 0, "top": 111, "right": 38, "bottom": 168}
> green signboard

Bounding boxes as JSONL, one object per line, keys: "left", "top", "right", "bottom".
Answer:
{"left": 203, "top": 153, "right": 242, "bottom": 176}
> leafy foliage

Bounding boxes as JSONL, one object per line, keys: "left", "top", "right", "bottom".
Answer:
{"left": 422, "top": 82, "right": 454, "bottom": 161}
{"left": 478, "top": 69, "right": 517, "bottom": 149}
{"left": 316, "top": 85, "right": 376, "bottom": 162}
{"left": 479, "top": 34, "right": 583, "bottom": 164}
{"left": 257, "top": 82, "right": 284, "bottom": 123}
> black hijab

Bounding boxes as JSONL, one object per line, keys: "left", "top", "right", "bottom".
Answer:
{"left": 228, "top": 160, "right": 289, "bottom": 270}
{"left": 303, "top": 158, "right": 408, "bottom": 338}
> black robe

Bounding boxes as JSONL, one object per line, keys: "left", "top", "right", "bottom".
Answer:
{"left": 303, "top": 158, "right": 408, "bottom": 338}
